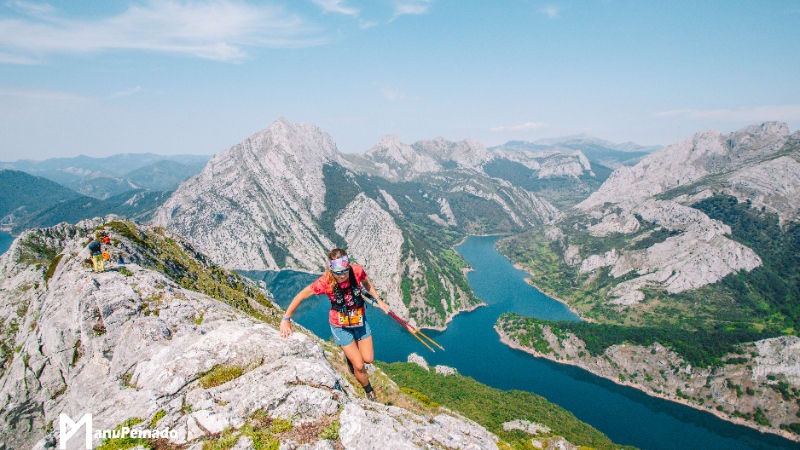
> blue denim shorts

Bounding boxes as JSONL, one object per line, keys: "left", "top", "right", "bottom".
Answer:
{"left": 330, "top": 320, "right": 371, "bottom": 347}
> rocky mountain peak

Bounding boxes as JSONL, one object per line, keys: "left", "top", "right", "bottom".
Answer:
{"left": 245, "top": 117, "right": 340, "bottom": 163}
{"left": 413, "top": 137, "right": 490, "bottom": 168}
{"left": 727, "top": 121, "right": 790, "bottom": 155}
{"left": 578, "top": 122, "right": 795, "bottom": 210}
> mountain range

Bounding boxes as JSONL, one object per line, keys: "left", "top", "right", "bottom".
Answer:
{"left": 0, "top": 169, "right": 171, "bottom": 234}
{"left": 151, "top": 118, "right": 612, "bottom": 328}
{"left": 0, "top": 153, "right": 210, "bottom": 200}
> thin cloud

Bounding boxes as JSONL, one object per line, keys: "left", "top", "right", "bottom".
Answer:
{"left": 381, "top": 87, "right": 404, "bottom": 101}
{"left": 540, "top": 5, "right": 559, "bottom": 19}
{"left": 312, "top": 0, "right": 359, "bottom": 16}
{"left": 0, "top": 1, "right": 326, "bottom": 63}
{"left": 0, "top": 88, "right": 88, "bottom": 102}
{"left": 654, "top": 105, "right": 800, "bottom": 121}
{"left": 393, "top": 0, "right": 432, "bottom": 18}
{"left": 5, "top": 0, "right": 56, "bottom": 18}
{"left": 359, "top": 20, "right": 377, "bottom": 29}
{"left": 109, "top": 86, "right": 143, "bottom": 99}
{"left": 491, "top": 121, "right": 548, "bottom": 132}
{"left": 0, "top": 51, "right": 38, "bottom": 64}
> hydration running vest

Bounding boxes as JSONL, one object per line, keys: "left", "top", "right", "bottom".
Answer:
{"left": 331, "top": 267, "right": 366, "bottom": 313}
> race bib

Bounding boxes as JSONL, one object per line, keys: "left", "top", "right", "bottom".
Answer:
{"left": 338, "top": 306, "right": 364, "bottom": 328}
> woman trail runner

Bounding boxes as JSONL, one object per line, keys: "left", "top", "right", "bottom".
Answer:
{"left": 280, "top": 248, "right": 390, "bottom": 401}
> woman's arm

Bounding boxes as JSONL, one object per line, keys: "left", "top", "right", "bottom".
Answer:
{"left": 280, "top": 284, "right": 315, "bottom": 338}
{"left": 363, "top": 278, "right": 390, "bottom": 314}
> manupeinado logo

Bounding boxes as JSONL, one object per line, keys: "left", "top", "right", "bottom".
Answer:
{"left": 59, "top": 413, "right": 179, "bottom": 449}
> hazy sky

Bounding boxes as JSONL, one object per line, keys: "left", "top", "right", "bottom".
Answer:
{"left": 1, "top": 0, "right": 798, "bottom": 160}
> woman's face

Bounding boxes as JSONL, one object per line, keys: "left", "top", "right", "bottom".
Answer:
{"left": 332, "top": 271, "right": 348, "bottom": 283}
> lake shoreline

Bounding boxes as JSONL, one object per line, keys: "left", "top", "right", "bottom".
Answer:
{"left": 494, "top": 326, "right": 800, "bottom": 443}
{"left": 413, "top": 233, "right": 508, "bottom": 332}
{"left": 511, "top": 264, "right": 597, "bottom": 324}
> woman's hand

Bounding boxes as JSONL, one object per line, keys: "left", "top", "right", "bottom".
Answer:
{"left": 377, "top": 298, "right": 391, "bottom": 314}
{"left": 280, "top": 319, "right": 293, "bottom": 338}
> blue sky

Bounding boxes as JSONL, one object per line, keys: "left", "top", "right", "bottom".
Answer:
{"left": 0, "top": 0, "right": 798, "bottom": 160}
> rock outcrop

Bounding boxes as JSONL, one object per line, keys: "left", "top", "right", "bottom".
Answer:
{"left": 0, "top": 221, "right": 502, "bottom": 449}
{"left": 577, "top": 200, "right": 762, "bottom": 305}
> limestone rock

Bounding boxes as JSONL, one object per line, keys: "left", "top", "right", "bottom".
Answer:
{"left": 407, "top": 353, "right": 429, "bottom": 371}
{"left": 434, "top": 365, "right": 457, "bottom": 376}
{"left": 752, "top": 336, "right": 800, "bottom": 384}
{"left": 339, "top": 401, "right": 498, "bottom": 449}
{"left": 579, "top": 249, "right": 618, "bottom": 274}
{"left": 502, "top": 419, "right": 550, "bottom": 435}
{"left": 588, "top": 212, "right": 640, "bottom": 237}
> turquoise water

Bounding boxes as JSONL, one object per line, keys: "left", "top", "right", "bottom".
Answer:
{"left": 0, "top": 231, "right": 13, "bottom": 256}
{"left": 244, "top": 235, "right": 797, "bottom": 449}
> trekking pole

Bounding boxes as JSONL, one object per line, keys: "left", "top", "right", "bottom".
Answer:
{"left": 387, "top": 311, "right": 445, "bottom": 351}
{"left": 363, "top": 292, "right": 443, "bottom": 352}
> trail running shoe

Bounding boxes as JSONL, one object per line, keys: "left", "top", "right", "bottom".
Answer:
{"left": 365, "top": 390, "right": 377, "bottom": 402}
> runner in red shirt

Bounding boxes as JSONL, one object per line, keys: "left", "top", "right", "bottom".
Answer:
{"left": 280, "top": 248, "right": 390, "bottom": 401}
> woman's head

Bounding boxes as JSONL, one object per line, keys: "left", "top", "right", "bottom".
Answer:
{"left": 326, "top": 248, "right": 349, "bottom": 289}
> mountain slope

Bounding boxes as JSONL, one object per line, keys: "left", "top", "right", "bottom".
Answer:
{"left": 13, "top": 189, "right": 172, "bottom": 233}
{"left": 124, "top": 159, "right": 205, "bottom": 191}
{"left": 0, "top": 169, "right": 82, "bottom": 230}
{"left": 578, "top": 122, "right": 793, "bottom": 211}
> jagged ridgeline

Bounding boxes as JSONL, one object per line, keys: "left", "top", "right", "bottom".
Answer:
{"left": 151, "top": 118, "right": 568, "bottom": 328}
{"left": 0, "top": 220, "right": 624, "bottom": 449}
{"left": 496, "top": 122, "right": 800, "bottom": 439}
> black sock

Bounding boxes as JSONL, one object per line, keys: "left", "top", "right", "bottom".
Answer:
{"left": 363, "top": 382, "right": 373, "bottom": 394}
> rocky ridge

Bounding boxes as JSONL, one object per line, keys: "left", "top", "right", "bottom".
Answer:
{"left": 350, "top": 134, "right": 596, "bottom": 183}
{"left": 578, "top": 122, "right": 794, "bottom": 211}
{"left": 0, "top": 220, "right": 503, "bottom": 449}
{"left": 495, "top": 321, "right": 800, "bottom": 442}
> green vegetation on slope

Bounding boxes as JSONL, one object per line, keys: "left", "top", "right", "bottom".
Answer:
{"left": 483, "top": 159, "right": 612, "bottom": 209}
{"left": 100, "top": 220, "right": 278, "bottom": 324}
{"left": 691, "top": 195, "right": 800, "bottom": 334}
{"left": 498, "top": 313, "right": 775, "bottom": 368}
{"left": 16, "top": 189, "right": 172, "bottom": 233}
{"left": 0, "top": 169, "right": 80, "bottom": 219}
{"left": 376, "top": 361, "right": 631, "bottom": 450}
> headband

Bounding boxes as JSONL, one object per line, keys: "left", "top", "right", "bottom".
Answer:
{"left": 329, "top": 255, "right": 350, "bottom": 273}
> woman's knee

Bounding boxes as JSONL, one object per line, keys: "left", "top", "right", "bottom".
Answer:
{"left": 361, "top": 355, "right": 374, "bottom": 365}
{"left": 351, "top": 360, "right": 365, "bottom": 373}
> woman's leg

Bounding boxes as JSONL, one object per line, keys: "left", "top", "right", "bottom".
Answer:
{"left": 356, "top": 335, "right": 374, "bottom": 365}
{"left": 341, "top": 341, "right": 369, "bottom": 386}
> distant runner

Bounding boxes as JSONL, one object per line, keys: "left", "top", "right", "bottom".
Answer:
{"left": 280, "top": 248, "right": 390, "bottom": 401}
{"left": 88, "top": 237, "right": 105, "bottom": 273}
